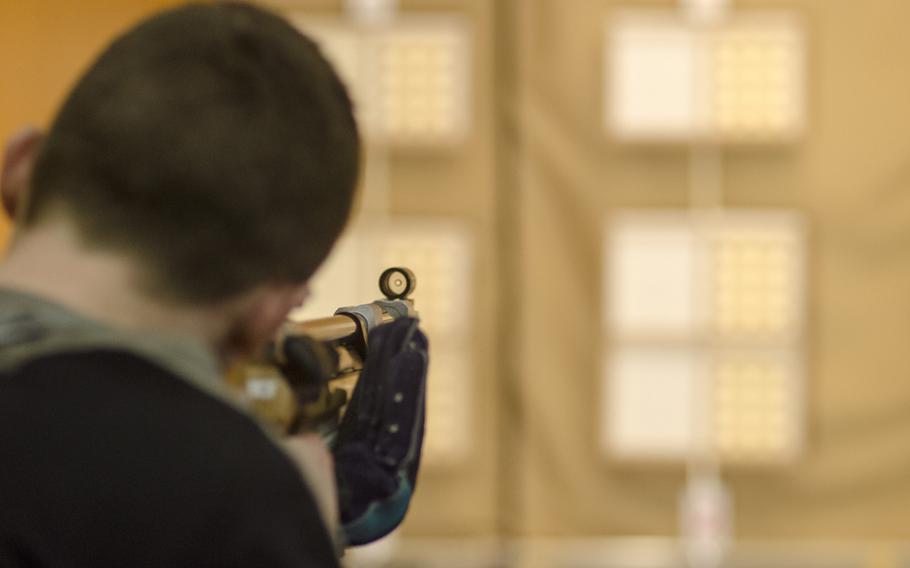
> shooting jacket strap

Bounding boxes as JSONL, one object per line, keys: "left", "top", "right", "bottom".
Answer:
{"left": 0, "top": 288, "right": 231, "bottom": 409}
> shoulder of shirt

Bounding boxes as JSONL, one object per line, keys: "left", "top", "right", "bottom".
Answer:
{"left": 0, "top": 349, "right": 341, "bottom": 565}
{"left": 5, "top": 348, "right": 296, "bottom": 474}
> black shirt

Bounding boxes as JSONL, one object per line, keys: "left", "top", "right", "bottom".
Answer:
{"left": 0, "top": 292, "right": 338, "bottom": 567}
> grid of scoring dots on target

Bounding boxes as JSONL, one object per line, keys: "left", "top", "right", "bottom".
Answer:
{"left": 711, "top": 355, "right": 799, "bottom": 462}
{"left": 709, "top": 21, "right": 804, "bottom": 140}
{"left": 291, "top": 15, "right": 471, "bottom": 146}
{"left": 711, "top": 233, "right": 800, "bottom": 339}
{"left": 375, "top": 25, "right": 469, "bottom": 144}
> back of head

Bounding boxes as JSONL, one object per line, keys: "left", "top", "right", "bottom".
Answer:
{"left": 28, "top": 2, "right": 360, "bottom": 304}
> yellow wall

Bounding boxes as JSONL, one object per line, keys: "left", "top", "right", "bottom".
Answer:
{"left": 0, "top": 0, "right": 183, "bottom": 244}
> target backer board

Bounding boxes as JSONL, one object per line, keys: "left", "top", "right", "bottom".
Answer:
{"left": 602, "top": 210, "right": 807, "bottom": 465}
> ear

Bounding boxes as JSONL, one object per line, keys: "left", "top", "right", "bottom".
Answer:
{"left": 223, "top": 282, "right": 311, "bottom": 361}
{"left": 1, "top": 127, "right": 44, "bottom": 221}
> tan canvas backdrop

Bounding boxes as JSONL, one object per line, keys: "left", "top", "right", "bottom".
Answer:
{"left": 502, "top": 0, "right": 910, "bottom": 539}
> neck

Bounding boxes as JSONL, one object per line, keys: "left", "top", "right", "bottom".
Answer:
{"left": 0, "top": 218, "right": 236, "bottom": 355}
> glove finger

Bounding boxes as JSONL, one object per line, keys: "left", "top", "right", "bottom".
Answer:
{"left": 371, "top": 321, "right": 428, "bottom": 483}
{"left": 373, "top": 344, "right": 427, "bottom": 471}
{"left": 336, "top": 318, "right": 413, "bottom": 447}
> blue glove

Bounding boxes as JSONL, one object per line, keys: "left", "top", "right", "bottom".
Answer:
{"left": 332, "top": 317, "right": 428, "bottom": 546}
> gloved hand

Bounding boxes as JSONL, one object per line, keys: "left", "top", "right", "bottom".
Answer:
{"left": 332, "top": 317, "right": 428, "bottom": 546}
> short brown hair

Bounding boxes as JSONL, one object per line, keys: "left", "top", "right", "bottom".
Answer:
{"left": 28, "top": 2, "right": 360, "bottom": 304}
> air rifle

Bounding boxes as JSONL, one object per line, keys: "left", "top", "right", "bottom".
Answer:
{"left": 227, "top": 267, "right": 419, "bottom": 438}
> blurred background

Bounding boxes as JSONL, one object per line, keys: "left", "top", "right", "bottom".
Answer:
{"left": 3, "top": 0, "right": 910, "bottom": 566}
